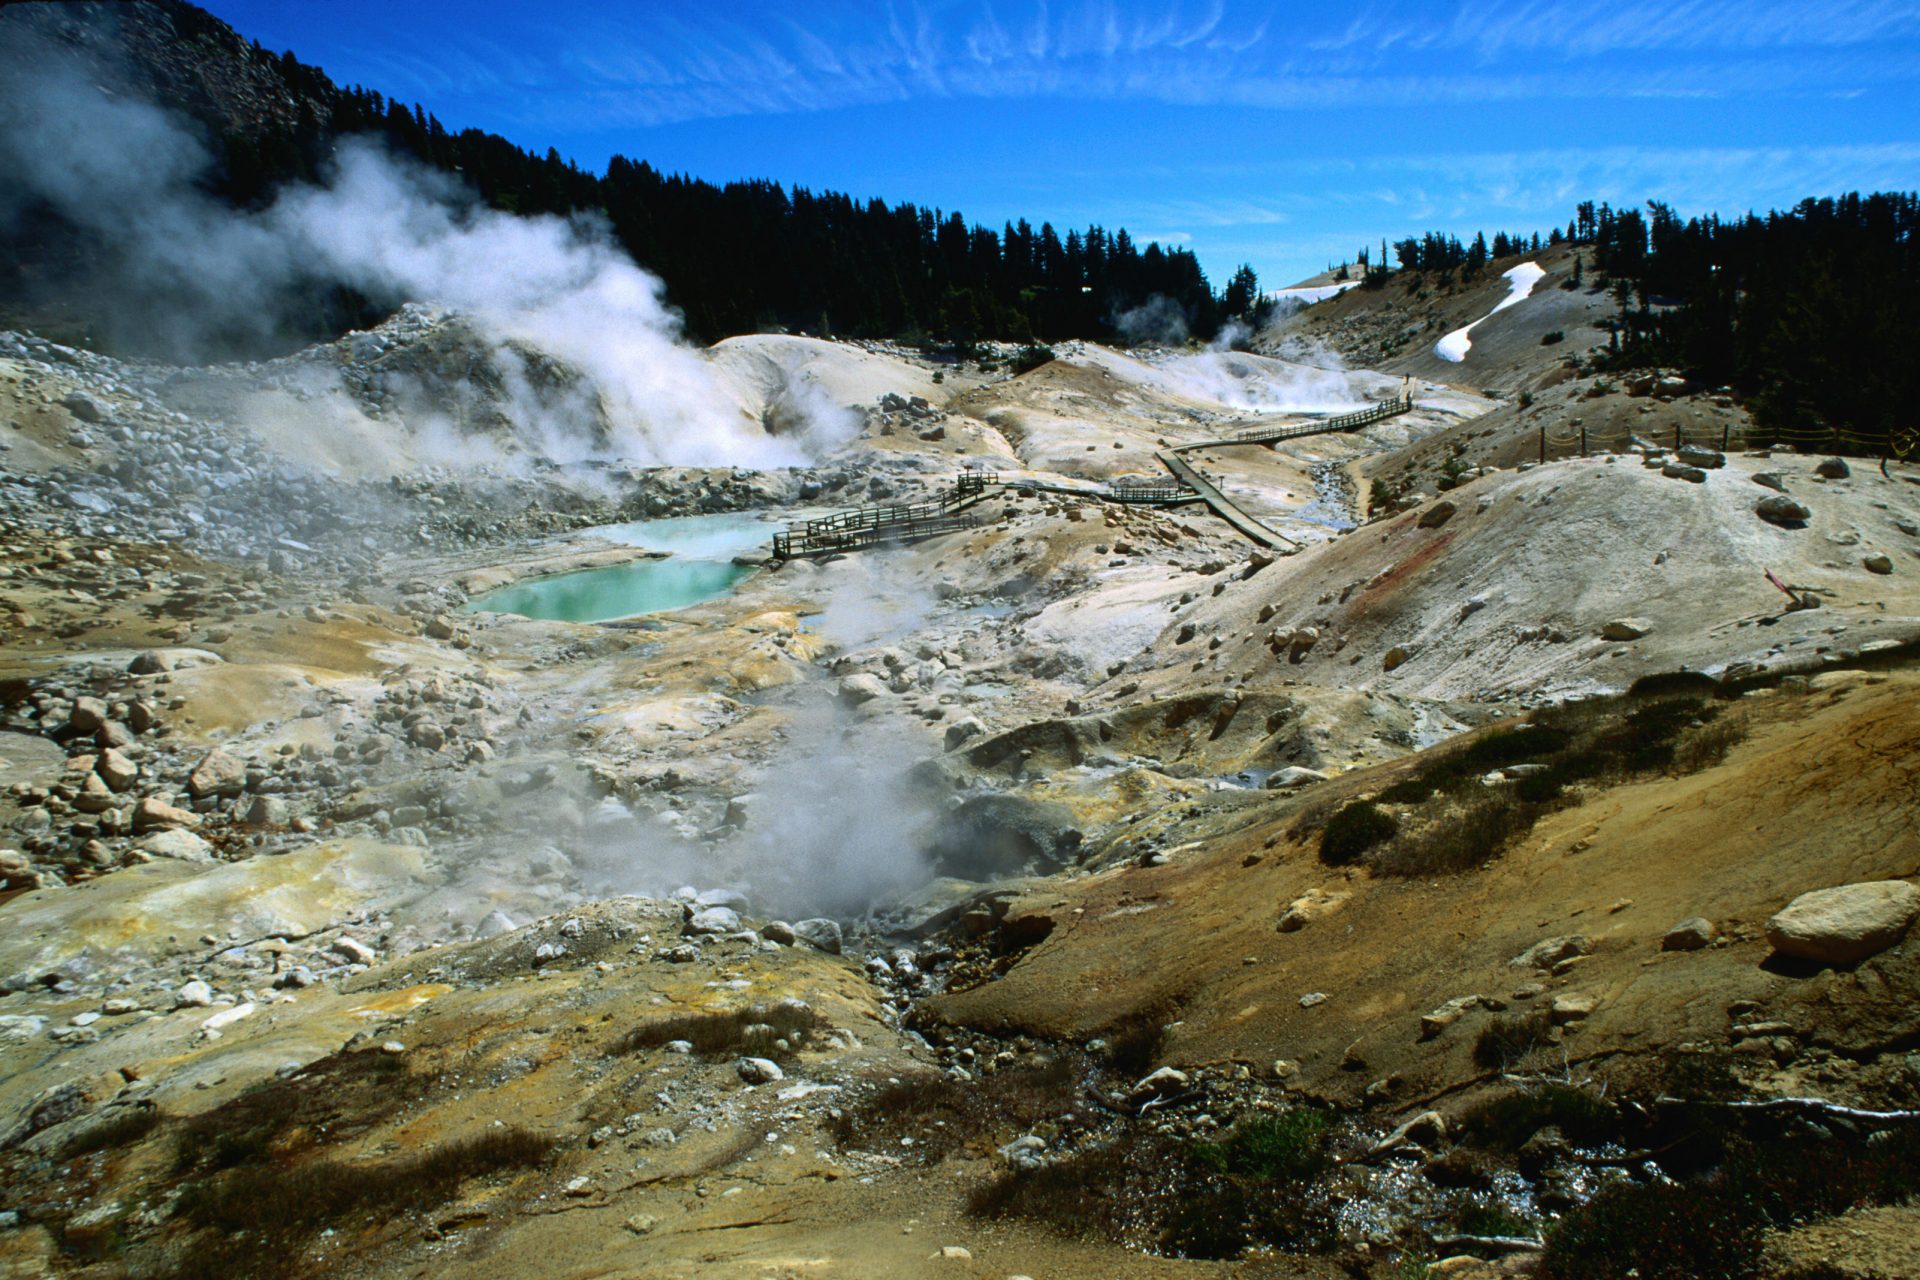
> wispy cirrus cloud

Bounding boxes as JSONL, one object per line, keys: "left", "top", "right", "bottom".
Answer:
{"left": 461, "top": 0, "right": 1920, "bottom": 129}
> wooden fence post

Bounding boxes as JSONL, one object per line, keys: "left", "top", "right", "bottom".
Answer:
{"left": 1580, "top": 425, "right": 1588, "bottom": 457}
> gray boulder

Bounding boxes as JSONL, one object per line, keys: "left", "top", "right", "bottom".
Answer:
{"left": 685, "top": 906, "right": 741, "bottom": 936}
{"left": 1756, "top": 495, "right": 1812, "bottom": 527}
{"left": 792, "top": 918, "right": 844, "bottom": 954}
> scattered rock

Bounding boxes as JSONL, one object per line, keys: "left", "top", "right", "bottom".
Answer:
{"left": 943, "top": 716, "right": 985, "bottom": 750}
{"left": 1277, "top": 887, "right": 1349, "bottom": 932}
{"left": 736, "top": 1056, "right": 784, "bottom": 1084}
{"left": 686, "top": 906, "right": 741, "bottom": 935}
{"left": 1420, "top": 995, "right": 1486, "bottom": 1039}
{"left": 762, "top": 920, "right": 797, "bottom": 945}
{"left": 95, "top": 748, "right": 138, "bottom": 793}
{"left": 138, "top": 829, "right": 213, "bottom": 861}
{"left": 1510, "top": 935, "right": 1590, "bottom": 970}
{"left": 174, "top": 980, "right": 214, "bottom": 1008}
{"left": 187, "top": 749, "right": 246, "bottom": 799}
{"left": 132, "top": 796, "right": 199, "bottom": 832}
{"left": 1662, "top": 917, "right": 1717, "bottom": 951}
{"left": 1550, "top": 993, "right": 1596, "bottom": 1024}
{"left": 1600, "top": 618, "right": 1653, "bottom": 641}
{"left": 1766, "top": 881, "right": 1919, "bottom": 965}
{"left": 1863, "top": 553, "right": 1893, "bottom": 575}
{"left": 1676, "top": 444, "right": 1725, "bottom": 469}
{"left": 1383, "top": 646, "right": 1410, "bottom": 671}
{"left": 1815, "top": 457, "right": 1851, "bottom": 480}
{"left": 1417, "top": 500, "right": 1457, "bottom": 529}
{"left": 1131, "top": 1066, "right": 1188, "bottom": 1098}
{"left": 1264, "top": 766, "right": 1328, "bottom": 791}
{"left": 330, "top": 936, "right": 377, "bottom": 965}
{"left": 999, "top": 1134, "right": 1048, "bottom": 1171}
{"left": 1370, "top": 1110, "right": 1448, "bottom": 1155}
{"left": 68, "top": 696, "right": 108, "bottom": 734}
{"left": 792, "top": 918, "right": 844, "bottom": 954}
{"left": 239, "top": 794, "right": 291, "bottom": 826}
{"left": 1661, "top": 462, "right": 1708, "bottom": 483}
{"left": 1752, "top": 471, "right": 1787, "bottom": 492}
{"left": 838, "top": 673, "right": 888, "bottom": 706}
{"left": 1756, "top": 495, "right": 1812, "bottom": 527}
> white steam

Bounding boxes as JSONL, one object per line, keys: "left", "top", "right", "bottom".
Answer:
{"left": 0, "top": 36, "right": 853, "bottom": 470}
{"left": 1111, "top": 294, "right": 1191, "bottom": 346}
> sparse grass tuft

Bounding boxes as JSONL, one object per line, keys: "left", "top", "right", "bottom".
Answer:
{"left": 611, "top": 1001, "right": 823, "bottom": 1060}
{"left": 1101, "top": 1006, "right": 1172, "bottom": 1079}
{"left": 1325, "top": 688, "right": 1748, "bottom": 879}
{"left": 1471, "top": 1013, "right": 1556, "bottom": 1073}
{"left": 832, "top": 1057, "right": 1079, "bottom": 1163}
{"left": 58, "top": 1105, "right": 161, "bottom": 1160}
{"left": 969, "top": 1123, "right": 1337, "bottom": 1259}
{"left": 162, "top": 1127, "right": 552, "bottom": 1279}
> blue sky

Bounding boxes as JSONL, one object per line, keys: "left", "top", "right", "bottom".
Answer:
{"left": 199, "top": 1, "right": 1920, "bottom": 289}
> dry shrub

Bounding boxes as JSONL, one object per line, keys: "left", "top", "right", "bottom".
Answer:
{"left": 832, "top": 1056, "right": 1078, "bottom": 1163}
{"left": 611, "top": 1000, "right": 822, "bottom": 1059}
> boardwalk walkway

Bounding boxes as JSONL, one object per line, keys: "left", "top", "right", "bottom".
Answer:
{"left": 768, "top": 390, "right": 1414, "bottom": 560}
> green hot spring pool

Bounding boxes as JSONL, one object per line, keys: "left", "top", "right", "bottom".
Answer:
{"left": 462, "top": 512, "right": 774, "bottom": 623}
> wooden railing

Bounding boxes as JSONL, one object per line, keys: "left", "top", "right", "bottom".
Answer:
{"left": 772, "top": 471, "right": 1001, "bottom": 559}
{"left": 1224, "top": 392, "right": 1414, "bottom": 447}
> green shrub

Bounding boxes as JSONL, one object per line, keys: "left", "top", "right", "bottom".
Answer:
{"left": 1320, "top": 801, "right": 1397, "bottom": 866}
{"left": 1008, "top": 344, "right": 1056, "bottom": 375}
{"left": 1192, "top": 1110, "right": 1330, "bottom": 1181}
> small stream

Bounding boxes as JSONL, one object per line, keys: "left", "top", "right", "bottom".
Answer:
{"left": 461, "top": 511, "right": 778, "bottom": 623}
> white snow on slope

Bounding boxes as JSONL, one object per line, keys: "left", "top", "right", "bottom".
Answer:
{"left": 1434, "top": 262, "right": 1546, "bottom": 363}
{"left": 1270, "top": 281, "right": 1363, "bottom": 305}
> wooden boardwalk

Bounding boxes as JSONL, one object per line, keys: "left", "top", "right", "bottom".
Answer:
{"left": 1151, "top": 391, "right": 1416, "bottom": 553}
{"left": 767, "top": 391, "right": 1415, "bottom": 560}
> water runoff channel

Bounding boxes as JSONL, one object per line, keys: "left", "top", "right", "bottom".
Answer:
{"left": 461, "top": 512, "right": 779, "bottom": 623}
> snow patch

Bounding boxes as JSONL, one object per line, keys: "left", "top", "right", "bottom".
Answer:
{"left": 1434, "top": 262, "right": 1547, "bottom": 364}
{"left": 1270, "top": 281, "right": 1362, "bottom": 305}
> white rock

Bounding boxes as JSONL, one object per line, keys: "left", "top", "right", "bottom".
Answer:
{"left": 737, "top": 1056, "right": 784, "bottom": 1084}
{"left": 1766, "top": 881, "right": 1920, "bottom": 965}
{"left": 138, "top": 829, "right": 213, "bottom": 862}
{"left": 202, "top": 1001, "right": 255, "bottom": 1031}
{"left": 686, "top": 906, "right": 741, "bottom": 935}
{"left": 174, "top": 979, "right": 214, "bottom": 1008}
{"left": 330, "top": 937, "right": 376, "bottom": 965}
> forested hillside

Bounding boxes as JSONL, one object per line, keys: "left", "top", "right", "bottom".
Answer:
{"left": 1, "top": 0, "right": 1250, "bottom": 353}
